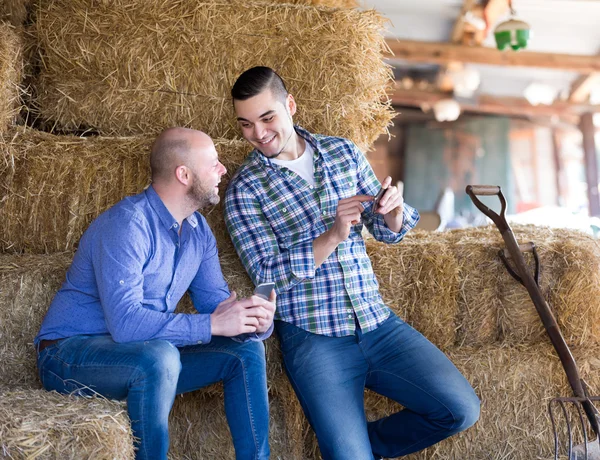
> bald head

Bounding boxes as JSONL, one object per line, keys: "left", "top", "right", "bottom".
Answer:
{"left": 150, "top": 127, "right": 213, "bottom": 183}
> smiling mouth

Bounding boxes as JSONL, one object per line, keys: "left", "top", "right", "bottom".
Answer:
{"left": 257, "top": 135, "right": 275, "bottom": 145}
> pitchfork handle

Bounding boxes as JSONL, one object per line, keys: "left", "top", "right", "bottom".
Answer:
{"left": 465, "top": 185, "right": 509, "bottom": 233}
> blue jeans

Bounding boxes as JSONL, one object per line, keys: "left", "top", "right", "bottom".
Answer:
{"left": 37, "top": 334, "right": 270, "bottom": 460}
{"left": 275, "top": 313, "right": 480, "bottom": 459}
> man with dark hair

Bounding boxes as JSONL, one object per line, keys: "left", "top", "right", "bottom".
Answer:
{"left": 225, "top": 67, "right": 480, "bottom": 459}
{"left": 35, "top": 127, "right": 275, "bottom": 460}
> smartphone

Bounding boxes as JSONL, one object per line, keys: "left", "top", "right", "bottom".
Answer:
{"left": 372, "top": 185, "right": 386, "bottom": 213}
{"left": 253, "top": 282, "right": 275, "bottom": 300}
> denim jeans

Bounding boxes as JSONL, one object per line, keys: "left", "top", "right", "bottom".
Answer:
{"left": 275, "top": 312, "right": 480, "bottom": 459}
{"left": 37, "top": 334, "right": 270, "bottom": 460}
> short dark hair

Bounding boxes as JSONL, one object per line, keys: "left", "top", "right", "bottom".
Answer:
{"left": 231, "top": 66, "right": 288, "bottom": 102}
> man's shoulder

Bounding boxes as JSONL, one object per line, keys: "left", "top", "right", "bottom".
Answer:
{"left": 306, "top": 131, "right": 356, "bottom": 158}
{"left": 227, "top": 152, "right": 265, "bottom": 192}
{"left": 86, "top": 192, "right": 149, "bottom": 238}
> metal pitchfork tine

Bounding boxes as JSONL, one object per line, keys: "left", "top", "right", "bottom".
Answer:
{"left": 466, "top": 185, "right": 600, "bottom": 460}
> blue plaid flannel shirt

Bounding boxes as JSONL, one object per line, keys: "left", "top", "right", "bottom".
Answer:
{"left": 224, "top": 126, "right": 420, "bottom": 337}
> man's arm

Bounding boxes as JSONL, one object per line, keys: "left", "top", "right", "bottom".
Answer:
{"left": 93, "top": 214, "right": 212, "bottom": 346}
{"left": 188, "top": 220, "right": 275, "bottom": 341}
{"left": 352, "top": 142, "right": 420, "bottom": 242}
{"left": 312, "top": 195, "right": 372, "bottom": 268}
{"left": 224, "top": 183, "right": 316, "bottom": 291}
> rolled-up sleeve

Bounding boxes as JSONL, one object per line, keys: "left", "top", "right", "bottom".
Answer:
{"left": 352, "top": 142, "right": 420, "bottom": 243}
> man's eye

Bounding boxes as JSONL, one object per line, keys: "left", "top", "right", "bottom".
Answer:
{"left": 264, "top": 117, "right": 274, "bottom": 122}
{"left": 240, "top": 123, "right": 251, "bottom": 128}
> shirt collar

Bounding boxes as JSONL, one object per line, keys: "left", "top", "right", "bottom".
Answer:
{"left": 250, "top": 125, "right": 322, "bottom": 167}
{"left": 144, "top": 185, "right": 199, "bottom": 232}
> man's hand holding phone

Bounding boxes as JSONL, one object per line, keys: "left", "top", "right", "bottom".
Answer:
{"left": 210, "top": 284, "right": 276, "bottom": 337}
{"left": 251, "top": 283, "right": 276, "bottom": 333}
{"left": 372, "top": 176, "right": 404, "bottom": 233}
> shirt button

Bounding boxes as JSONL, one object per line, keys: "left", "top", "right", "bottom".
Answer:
{"left": 197, "top": 340, "right": 203, "bottom": 344}
{"left": 173, "top": 223, "right": 179, "bottom": 229}
{"left": 322, "top": 211, "right": 327, "bottom": 216}
{"left": 167, "top": 294, "right": 172, "bottom": 299}
{"left": 348, "top": 315, "right": 353, "bottom": 319}
{"left": 119, "top": 280, "right": 124, "bottom": 285}
{"left": 347, "top": 308, "right": 352, "bottom": 313}
{"left": 283, "top": 208, "right": 287, "bottom": 213}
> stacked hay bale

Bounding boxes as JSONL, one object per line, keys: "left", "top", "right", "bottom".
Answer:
{"left": 28, "top": 0, "right": 393, "bottom": 151}
{"left": 1, "top": 0, "right": 394, "bottom": 457}
{"left": 0, "top": 23, "right": 23, "bottom": 132}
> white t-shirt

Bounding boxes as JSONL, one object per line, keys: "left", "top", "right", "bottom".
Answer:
{"left": 271, "top": 142, "right": 315, "bottom": 187}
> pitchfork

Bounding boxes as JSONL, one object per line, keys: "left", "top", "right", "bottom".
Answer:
{"left": 466, "top": 185, "right": 600, "bottom": 460}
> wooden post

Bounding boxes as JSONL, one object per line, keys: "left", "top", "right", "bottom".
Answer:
{"left": 580, "top": 113, "right": 600, "bottom": 216}
{"left": 551, "top": 129, "right": 565, "bottom": 206}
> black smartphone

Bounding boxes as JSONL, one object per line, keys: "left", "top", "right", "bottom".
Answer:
{"left": 253, "top": 282, "right": 275, "bottom": 300}
{"left": 372, "top": 185, "right": 386, "bottom": 213}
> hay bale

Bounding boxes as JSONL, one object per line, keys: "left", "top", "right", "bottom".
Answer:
{"left": 169, "top": 386, "right": 305, "bottom": 459}
{"left": 269, "top": 0, "right": 359, "bottom": 7}
{"left": 367, "top": 236, "right": 459, "bottom": 350}
{"left": 456, "top": 225, "right": 600, "bottom": 348}
{"left": 0, "top": 129, "right": 250, "bottom": 253}
{"left": 0, "top": 22, "right": 23, "bottom": 131}
{"left": 0, "top": 253, "right": 72, "bottom": 388}
{"left": 0, "top": 388, "right": 134, "bottom": 459}
{"left": 1, "top": 0, "right": 31, "bottom": 26}
{"left": 28, "top": 0, "right": 393, "bottom": 149}
{"left": 453, "top": 232, "right": 502, "bottom": 346}
{"left": 368, "top": 225, "right": 600, "bottom": 349}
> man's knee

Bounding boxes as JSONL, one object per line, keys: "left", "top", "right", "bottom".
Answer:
{"left": 445, "top": 389, "right": 480, "bottom": 434}
{"left": 135, "top": 340, "right": 181, "bottom": 386}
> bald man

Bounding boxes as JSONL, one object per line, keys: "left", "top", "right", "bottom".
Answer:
{"left": 35, "top": 128, "right": 275, "bottom": 460}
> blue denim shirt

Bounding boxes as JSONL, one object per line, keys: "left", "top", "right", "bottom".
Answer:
{"left": 37, "top": 186, "right": 246, "bottom": 347}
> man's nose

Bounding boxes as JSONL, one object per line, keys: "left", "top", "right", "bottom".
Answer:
{"left": 254, "top": 123, "right": 266, "bottom": 139}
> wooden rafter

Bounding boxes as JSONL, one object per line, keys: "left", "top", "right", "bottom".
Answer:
{"left": 385, "top": 39, "right": 600, "bottom": 73}
{"left": 389, "top": 85, "right": 595, "bottom": 125}
{"left": 569, "top": 73, "right": 600, "bottom": 103}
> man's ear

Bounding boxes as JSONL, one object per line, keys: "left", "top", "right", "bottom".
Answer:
{"left": 287, "top": 94, "right": 297, "bottom": 117}
{"left": 175, "top": 165, "right": 190, "bottom": 186}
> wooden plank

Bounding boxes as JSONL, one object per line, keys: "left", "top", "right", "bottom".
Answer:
{"left": 569, "top": 73, "right": 600, "bottom": 103}
{"left": 389, "top": 86, "right": 589, "bottom": 124}
{"left": 385, "top": 39, "right": 600, "bottom": 73}
{"left": 580, "top": 113, "right": 600, "bottom": 216}
{"left": 551, "top": 128, "right": 565, "bottom": 205}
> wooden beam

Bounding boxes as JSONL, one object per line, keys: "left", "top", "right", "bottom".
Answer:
{"left": 580, "top": 113, "right": 600, "bottom": 216}
{"left": 385, "top": 39, "right": 600, "bottom": 73}
{"left": 551, "top": 129, "right": 566, "bottom": 205}
{"left": 569, "top": 73, "right": 600, "bottom": 103}
{"left": 389, "top": 86, "right": 586, "bottom": 124}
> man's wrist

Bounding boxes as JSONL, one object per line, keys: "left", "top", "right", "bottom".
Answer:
{"left": 323, "top": 227, "right": 343, "bottom": 247}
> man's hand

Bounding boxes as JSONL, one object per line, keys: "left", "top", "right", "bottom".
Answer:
{"left": 249, "top": 289, "right": 276, "bottom": 333}
{"left": 329, "top": 195, "right": 372, "bottom": 244}
{"left": 210, "top": 291, "right": 276, "bottom": 337}
{"left": 373, "top": 177, "right": 404, "bottom": 233}
{"left": 313, "top": 195, "right": 371, "bottom": 268}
